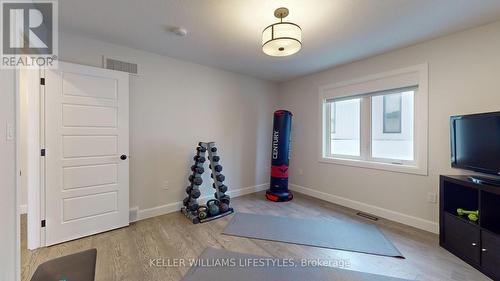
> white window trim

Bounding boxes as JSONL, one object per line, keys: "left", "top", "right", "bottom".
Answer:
{"left": 318, "top": 63, "right": 428, "bottom": 175}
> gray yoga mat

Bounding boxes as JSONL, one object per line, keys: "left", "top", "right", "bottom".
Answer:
{"left": 223, "top": 213, "right": 403, "bottom": 258}
{"left": 30, "top": 248, "right": 97, "bottom": 281}
{"left": 182, "top": 248, "right": 412, "bottom": 281}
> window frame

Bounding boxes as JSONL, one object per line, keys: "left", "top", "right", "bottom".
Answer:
{"left": 318, "top": 64, "right": 428, "bottom": 175}
{"left": 330, "top": 102, "right": 336, "bottom": 134}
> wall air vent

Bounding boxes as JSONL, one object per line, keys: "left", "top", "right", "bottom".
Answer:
{"left": 105, "top": 58, "right": 138, "bottom": 74}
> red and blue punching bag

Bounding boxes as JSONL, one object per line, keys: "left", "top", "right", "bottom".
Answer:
{"left": 266, "top": 110, "right": 293, "bottom": 202}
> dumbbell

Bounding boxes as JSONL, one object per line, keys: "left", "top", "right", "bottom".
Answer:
{"left": 220, "top": 195, "right": 230, "bottom": 205}
{"left": 214, "top": 191, "right": 225, "bottom": 199}
{"left": 183, "top": 197, "right": 190, "bottom": 207}
{"left": 189, "top": 175, "right": 203, "bottom": 185}
{"left": 193, "top": 155, "right": 206, "bottom": 163}
{"left": 211, "top": 156, "right": 220, "bottom": 162}
{"left": 186, "top": 186, "right": 192, "bottom": 194}
{"left": 191, "top": 177, "right": 203, "bottom": 186}
{"left": 191, "top": 166, "right": 204, "bottom": 174}
{"left": 188, "top": 203, "right": 199, "bottom": 212}
{"left": 457, "top": 208, "right": 479, "bottom": 222}
{"left": 210, "top": 173, "right": 225, "bottom": 182}
{"left": 211, "top": 147, "right": 217, "bottom": 152}
{"left": 209, "top": 164, "right": 222, "bottom": 172}
{"left": 219, "top": 202, "right": 229, "bottom": 213}
{"left": 457, "top": 208, "right": 479, "bottom": 216}
{"left": 190, "top": 188, "right": 201, "bottom": 199}
{"left": 218, "top": 184, "right": 228, "bottom": 193}
{"left": 216, "top": 174, "right": 225, "bottom": 182}
{"left": 196, "top": 146, "right": 207, "bottom": 152}
{"left": 198, "top": 206, "right": 208, "bottom": 220}
{"left": 212, "top": 183, "right": 227, "bottom": 192}
{"left": 207, "top": 199, "right": 220, "bottom": 216}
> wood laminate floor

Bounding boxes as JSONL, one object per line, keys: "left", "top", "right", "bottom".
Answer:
{"left": 21, "top": 192, "right": 491, "bottom": 281}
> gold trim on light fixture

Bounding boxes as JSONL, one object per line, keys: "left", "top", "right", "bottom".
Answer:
{"left": 262, "top": 7, "right": 302, "bottom": 57}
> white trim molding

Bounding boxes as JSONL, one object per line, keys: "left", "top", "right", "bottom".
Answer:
{"left": 21, "top": 68, "right": 44, "bottom": 250}
{"left": 130, "top": 183, "right": 268, "bottom": 222}
{"left": 19, "top": 205, "right": 27, "bottom": 215}
{"left": 290, "top": 183, "right": 439, "bottom": 234}
{"left": 318, "top": 63, "right": 429, "bottom": 176}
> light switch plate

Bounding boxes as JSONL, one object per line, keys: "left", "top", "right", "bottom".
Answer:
{"left": 162, "top": 180, "right": 169, "bottom": 190}
{"left": 6, "top": 122, "right": 14, "bottom": 141}
{"left": 427, "top": 192, "right": 437, "bottom": 204}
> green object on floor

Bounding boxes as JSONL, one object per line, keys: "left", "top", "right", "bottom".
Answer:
{"left": 456, "top": 208, "right": 479, "bottom": 222}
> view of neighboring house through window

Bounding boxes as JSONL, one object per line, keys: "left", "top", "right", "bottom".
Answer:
{"left": 372, "top": 90, "right": 415, "bottom": 161}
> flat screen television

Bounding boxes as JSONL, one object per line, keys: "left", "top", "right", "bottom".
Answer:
{"left": 450, "top": 111, "right": 500, "bottom": 177}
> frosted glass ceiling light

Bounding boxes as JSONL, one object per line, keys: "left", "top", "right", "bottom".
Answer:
{"left": 262, "top": 7, "right": 302, "bottom": 57}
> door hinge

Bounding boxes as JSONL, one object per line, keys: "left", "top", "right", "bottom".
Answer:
{"left": 40, "top": 78, "right": 45, "bottom": 85}
{"left": 41, "top": 149, "right": 46, "bottom": 156}
{"left": 41, "top": 220, "right": 46, "bottom": 227}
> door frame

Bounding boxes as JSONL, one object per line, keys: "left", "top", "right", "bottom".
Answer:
{"left": 15, "top": 67, "right": 22, "bottom": 281}
{"left": 19, "top": 67, "right": 45, "bottom": 250}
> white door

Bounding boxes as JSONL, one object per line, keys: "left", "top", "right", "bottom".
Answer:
{"left": 45, "top": 61, "right": 129, "bottom": 246}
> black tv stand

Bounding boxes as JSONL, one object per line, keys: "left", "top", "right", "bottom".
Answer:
{"left": 467, "top": 175, "right": 500, "bottom": 187}
{"left": 440, "top": 175, "right": 500, "bottom": 280}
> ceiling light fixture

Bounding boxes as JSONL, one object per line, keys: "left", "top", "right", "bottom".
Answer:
{"left": 262, "top": 7, "right": 302, "bottom": 57}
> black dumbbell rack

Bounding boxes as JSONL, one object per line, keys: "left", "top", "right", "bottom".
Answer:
{"left": 181, "top": 142, "right": 234, "bottom": 224}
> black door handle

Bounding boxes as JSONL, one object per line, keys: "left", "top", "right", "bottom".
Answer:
{"left": 120, "top": 154, "right": 127, "bottom": 160}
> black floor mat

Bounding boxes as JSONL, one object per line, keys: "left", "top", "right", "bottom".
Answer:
{"left": 30, "top": 249, "right": 97, "bottom": 281}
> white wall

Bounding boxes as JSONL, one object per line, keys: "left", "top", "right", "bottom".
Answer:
{"left": 55, "top": 32, "right": 278, "bottom": 213}
{"left": 278, "top": 20, "right": 500, "bottom": 232}
{"left": 0, "top": 69, "right": 18, "bottom": 281}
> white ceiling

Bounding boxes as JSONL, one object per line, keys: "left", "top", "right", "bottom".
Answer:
{"left": 59, "top": 0, "right": 500, "bottom": 82}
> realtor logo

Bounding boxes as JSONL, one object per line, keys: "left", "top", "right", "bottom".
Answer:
{"left": 1, "top": 0, "right": 58, "bottom": 68}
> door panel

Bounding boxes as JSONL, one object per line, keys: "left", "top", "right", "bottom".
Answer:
{"left": 443, "top": 212, "right": 480, "bottom": 264}
{"left": 62, "top": 104, "right": 117, "bottom": 127}
{"left": 62, "top": 191, "right": 118, "bottom": 222}
{"left": 481, "top": 231, "right": 500, "bottom": 279}
{"left": 63, "top": 164, "right": 117, "bottom": 190}
{"left": 45, "top": 61, "right": 129, "bottom": 246}
{"left": 62, "top": 72, "right": 117, "bottom": 99}
{"left": 63, "top": 136, "right": 117, "bottom": 157}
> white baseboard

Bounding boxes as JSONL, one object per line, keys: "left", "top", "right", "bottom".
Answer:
{"left": 19, "top": 204, "right": 27, "bottom": 215}
{"left": 289, "top": 183, "right": 439, "bottom": 234}
{"left": 131, "top": 183, "right": 268, "bottom": 222}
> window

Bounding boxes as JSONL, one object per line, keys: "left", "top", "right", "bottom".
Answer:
{"left": 372, "top": 90, "right": 414, "bottom": 161}
{"left": 319, "top": 64, "right": 428, "bottom": 175}
{"left": 383, "top": 94, "right": 402, "bottom": 133}
{"left": 329, "top": 98, "right": 360, "bottom": 157}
